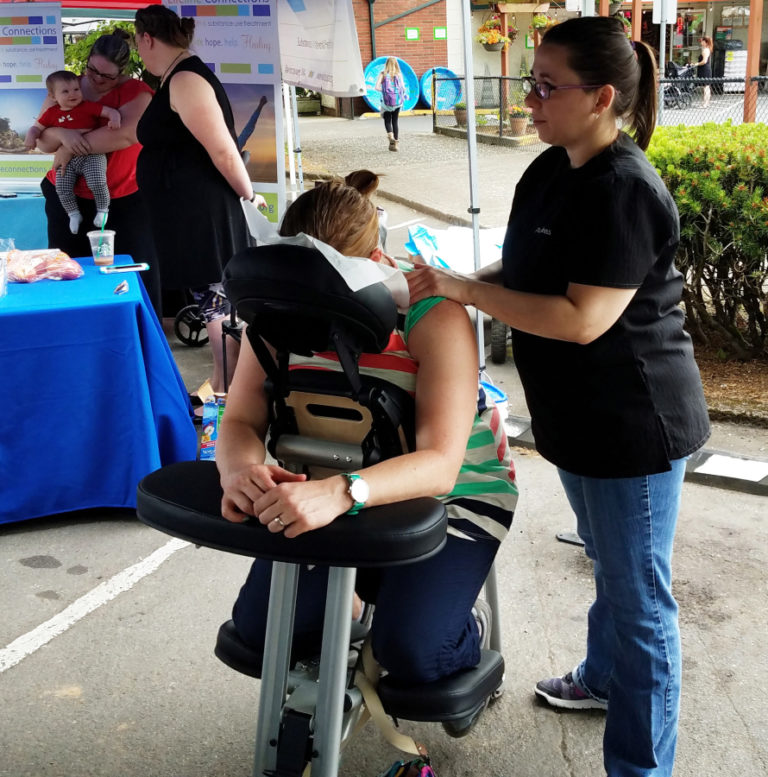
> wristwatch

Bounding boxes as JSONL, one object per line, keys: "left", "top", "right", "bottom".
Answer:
{"left": 343, "top": 473, "right": 370, "bottom": 516}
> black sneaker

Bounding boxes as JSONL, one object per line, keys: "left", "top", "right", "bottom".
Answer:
{"left": 535, "top": 671, "right": 608, "bottom": 711}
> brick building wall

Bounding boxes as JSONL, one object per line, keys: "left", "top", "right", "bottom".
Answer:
{"left": 348, "top": 0, "right": 449, "bottom": 114}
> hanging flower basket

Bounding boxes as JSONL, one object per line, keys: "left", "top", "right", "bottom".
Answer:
{"left": 530, "top": 13, "right": 554, "bottom": 32}
{"left": 476, "top": 14, "right": 516, "bottom": 50}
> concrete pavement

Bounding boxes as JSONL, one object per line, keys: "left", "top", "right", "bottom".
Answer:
{"left": 2, "top": 412, "right": 766, "bottom": 777}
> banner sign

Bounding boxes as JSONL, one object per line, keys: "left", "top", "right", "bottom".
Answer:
{"left": 277, "top": 0, "right": 364, "bottom": 97}
{"left": 166, "top": 0, "right": 284, "bottom": 219}
{"left": 652, "top": 0, "right": 678, "bottom": 26}
{"left": 0, "top": 2, "right": 63, "bottom": 192}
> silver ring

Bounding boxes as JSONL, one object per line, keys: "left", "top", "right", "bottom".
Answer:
{"left": 272, "top": 516, "right": 286, "bottom": 528}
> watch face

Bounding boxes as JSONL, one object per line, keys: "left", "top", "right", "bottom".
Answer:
{"left": 350, "top": 477, "right": 370, "bottom": 504}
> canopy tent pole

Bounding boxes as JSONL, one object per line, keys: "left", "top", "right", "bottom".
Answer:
{"left": 281, "top": 84, "right": 305, "bottom": 203}
{"left": 283, "top": 83, "right": 298, "bottom": 199}
{"left": 289, "top": 85, "right": 305, "bottom": 198}
{"left": 459, "top": 0, "right": 486, "bottom": 373}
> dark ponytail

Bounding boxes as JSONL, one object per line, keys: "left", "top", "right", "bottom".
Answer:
{"left": 631, "top": 41, "right": 658, "bottom": 150}
{"left": 542, "top": 17, "right": 658, "bottom": 150}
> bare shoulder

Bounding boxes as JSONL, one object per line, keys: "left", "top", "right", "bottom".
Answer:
{"left": 407, "top": 298, "right": 474, "bottom": 355}
{"left": 172, "top": 68, "right": 212, "bottom": 89}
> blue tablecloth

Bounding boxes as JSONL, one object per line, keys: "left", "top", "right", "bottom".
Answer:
{"left": 0, "top": 193, "right": 47, "bottom": 249}
{"left": 0, "top": 255, "right": 198, "bottom": 524}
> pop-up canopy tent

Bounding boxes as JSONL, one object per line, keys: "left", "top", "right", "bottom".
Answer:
{"left": 2, "top": 0, "right": 489, "bottom": 355}
{"left": 0, "top": 0, "right": 159, "bottom": 11}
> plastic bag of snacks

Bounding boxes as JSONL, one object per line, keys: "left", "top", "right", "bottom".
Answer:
{"left": 0, "top": 237, "right": 10, "bottom": 298}
{"left": 7, "top": 248, "right": 83, "bottom": 283}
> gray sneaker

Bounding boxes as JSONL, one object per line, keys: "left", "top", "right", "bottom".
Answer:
{"left": 471, "top": 599, "right": 492, "bottom": 650}
{"left": 535, "top": 671, "right": 608, "bottom": 711}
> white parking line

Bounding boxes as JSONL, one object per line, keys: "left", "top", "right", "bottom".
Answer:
{"left": 388, "top": 218, "right": 423, "bottom": 231}
{"left": 0, "top": 537, "right": 189, "bottom": 674}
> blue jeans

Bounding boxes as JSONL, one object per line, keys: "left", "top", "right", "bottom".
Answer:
{"left": 233, "top": 533, "right": 499, "bottom": 684}
{"left": 558, "top": 458, "right": 686, "bottom": 777}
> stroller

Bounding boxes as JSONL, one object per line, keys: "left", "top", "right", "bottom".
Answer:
{"left": 663, "top": 61, "right": 696, "bottom": 109}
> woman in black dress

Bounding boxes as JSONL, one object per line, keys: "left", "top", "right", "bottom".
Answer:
{"left": 695, "top": 36, "right": 713, "bottom": 107}
{"left": 134, "top": 5, "right": 264, "bottom": 394}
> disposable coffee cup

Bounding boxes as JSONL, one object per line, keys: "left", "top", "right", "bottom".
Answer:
{"left": 87, "top": 229, "right": 115, "bottom": 266}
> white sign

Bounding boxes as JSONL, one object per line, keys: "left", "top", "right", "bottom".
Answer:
{"left": 652, "top": 0, "right": 678, "bottom": 26}
{"left": 0, "top": 3, "right": 63, "bottom": 190}
{"left": 277, "top": 0, "right": 365, "bottom": 97}
{"left": 166, "top": 0, "right": 279, "bottom": 85}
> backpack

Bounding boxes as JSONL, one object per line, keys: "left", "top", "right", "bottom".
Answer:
{"left": 382, "top": 74, "right": 405, "bottom": 107}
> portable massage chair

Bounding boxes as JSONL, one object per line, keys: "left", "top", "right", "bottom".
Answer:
{"left": 136, "top": 244, "right": 504, "bottom": 777}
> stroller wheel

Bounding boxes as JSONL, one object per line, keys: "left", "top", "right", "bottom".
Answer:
{"left": 490, "top": 318, "right": 509, "bottom": 364}
{"left": 174, "top": 304, "right": 209, "bottom": 347}
{"left": 682, "top": 92, "right": 693, "bottom": 108}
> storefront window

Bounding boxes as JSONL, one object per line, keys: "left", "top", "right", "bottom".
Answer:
{"left": 672, "top": 9, "right": 706, "bottom": 65}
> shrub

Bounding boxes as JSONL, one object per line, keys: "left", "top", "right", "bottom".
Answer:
{"left": 647, "top": 122, "right": 768, "bottom": 358}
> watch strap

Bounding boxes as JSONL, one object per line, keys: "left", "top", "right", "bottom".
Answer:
{"left": 343, "top": 473, "right": 365, "bottom": 515}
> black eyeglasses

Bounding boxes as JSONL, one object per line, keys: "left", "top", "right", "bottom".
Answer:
{"left": 521, "top": 76, "right": 603, "bottom": 100}
{"left": 86, "top": 63, "right": 120, "bottom": 81}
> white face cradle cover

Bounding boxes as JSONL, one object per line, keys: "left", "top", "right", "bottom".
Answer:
{"left": 241, "top": 199, "right": 410, "bottom": 309}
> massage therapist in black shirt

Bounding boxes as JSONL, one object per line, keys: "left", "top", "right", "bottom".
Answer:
{"left": 407, "top": 17, "right": 709, "bottom": 777}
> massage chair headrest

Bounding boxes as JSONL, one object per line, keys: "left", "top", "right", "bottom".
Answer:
{"left": 223, "top": 243, "right": 397, "bottom": 356}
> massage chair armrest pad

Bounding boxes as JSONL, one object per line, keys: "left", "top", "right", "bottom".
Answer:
{"left": 137, "top": 461, "right": 447, "bottom": 568}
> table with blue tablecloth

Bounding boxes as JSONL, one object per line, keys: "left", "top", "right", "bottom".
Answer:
{"left": 0, "top": 255, "right": 198, "bottom": 524}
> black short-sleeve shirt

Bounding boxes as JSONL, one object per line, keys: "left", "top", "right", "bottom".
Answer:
{"left": 502, "top": 132, "right": 710, "bottom": 478}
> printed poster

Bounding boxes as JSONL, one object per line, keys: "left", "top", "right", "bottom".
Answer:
{"left": 0, "top": 3, "right": 63, "bottom": 192}
{"left": 277, "top": 0, "right": 365, "bottom": 97}
{"left": 166, "top": 0, "right": 284, "bottom": 219}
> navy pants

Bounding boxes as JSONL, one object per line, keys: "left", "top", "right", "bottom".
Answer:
{"left": 233, "top": 533, "right": 498, "bottom": 684}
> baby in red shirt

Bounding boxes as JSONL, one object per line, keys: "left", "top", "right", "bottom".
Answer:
{"left": 26, "top": 70, "right": 121, "bottom": 234}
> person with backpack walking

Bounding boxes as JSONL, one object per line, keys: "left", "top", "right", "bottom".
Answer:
{"left": 375, "top": 57, "right": 405, "bottom": 151}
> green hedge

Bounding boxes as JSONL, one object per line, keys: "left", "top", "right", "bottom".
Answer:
{"left": 647, "top": 122, "right": 768, "bottom": 358}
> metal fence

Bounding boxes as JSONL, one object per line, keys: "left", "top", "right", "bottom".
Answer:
{"left": 432, "top": 75, "right": 768, "bottom": 152}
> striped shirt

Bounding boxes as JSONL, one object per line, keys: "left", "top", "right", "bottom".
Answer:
{"left": 290, "top": 295, "right": 518, "bottom": 544}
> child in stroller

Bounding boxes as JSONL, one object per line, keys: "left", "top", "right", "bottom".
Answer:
{"left": 663, "top": 61, "right": 696, "bottom": 109}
